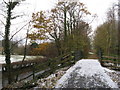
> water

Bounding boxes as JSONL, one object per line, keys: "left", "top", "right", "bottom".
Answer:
{"left": 0, "top": 55, "right": 43, "bottom": 88}
{"left": 0, "top": 55, "right": 43, "bottom": 64}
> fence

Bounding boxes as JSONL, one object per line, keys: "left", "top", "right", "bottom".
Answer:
{"left": 2, "top": 50, "right": 83, "bottom": 87}
{"left": 98, "top": 51, "right": 120, "bottom": 70}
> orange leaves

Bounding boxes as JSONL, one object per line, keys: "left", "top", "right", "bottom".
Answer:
{"left": 51, "top": 8, "right": 57, "bottom": 13}
{"left": 28, "top": 11, "right": 51, "bottom": 41}
{"left": 30, "top": 42, "right": 50, "bottom": 55}
{"left": 32, "top": 11, "right": 45, "bottom": 22}
{"left": 38, "top": 43, "right": 49, "bottom": 51}
{"left": 33, "top": 25, "right": 45, "bottom": 29}
{"left": 80, "top": 7, "right": 91, "bottom": 15}
{"left": 79, "top": 2, "right": 84, "bottom": 6}
{"left": 28, "top": 33, "right": 47, "bottom": 40}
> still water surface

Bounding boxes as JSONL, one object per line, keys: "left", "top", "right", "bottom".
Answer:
{"left": 0, "top": 55, "right": 43, "bottom": 64}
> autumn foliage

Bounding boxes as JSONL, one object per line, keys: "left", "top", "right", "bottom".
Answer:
{"left": 28, "top": 11, "right": 51, "bottom": 41}
{"left": 30, "top": 42, "right": 58, "bottom": 57}
{"left": 28, "top": 1, "right": 92, "bottom": 58}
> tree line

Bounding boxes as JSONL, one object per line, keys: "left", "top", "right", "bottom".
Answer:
{"left": 28, "top": 1, "right": 92, "bottom": 58}
{"left": 93, "top": 1, "right": 120, "bottom": 61}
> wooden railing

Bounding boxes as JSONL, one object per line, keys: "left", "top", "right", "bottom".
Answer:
{"left": 2, "top": 57, "right": 47, "bottom": 72}
{"left": 34, "top": 52, "right": 77, "bottom": 79}
{"left": 100, "top": 56, "right": 120, "bottom": 70}
{"left": 2, "top": 51, "right": 82, "bottom": 85}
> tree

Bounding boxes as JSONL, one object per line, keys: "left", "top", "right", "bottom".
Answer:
{"left": 94, "top": 22, "right": 110, "bottom": 54}
{"left": 106, "top": 5, "right": 117, "bottom": 55}
{"left": 93, "top": 5, "right": 118, "bottom": 56}
{"left": 49, "top": 8, "right": 63, "bottom": 55}
{"left": 118, "top": 0, "right": 120, "bottom": 62}
{"left": 49, "top": 1, "right": 91, "bottom": 55}
{"left": 28, "top": 1, "right": 91, "bottom": 58}
{"left": 2, "top": 0, "right": 25, "bottom": 84}
{"left": 28, "top": 11, "right": 51, "bottom": 41}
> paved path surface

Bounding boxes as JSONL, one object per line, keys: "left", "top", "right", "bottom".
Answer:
{"left": 55, "top": 59, "right": 118, "bottom": 88}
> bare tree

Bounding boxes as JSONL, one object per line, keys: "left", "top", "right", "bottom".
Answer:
{"left": 15, "top": 21, "right": 31, "bottom": 82}
{"left": 118, "top": 0, "right": 120, "bottom": 63}
{"left": 2, "top": 0, "right": 25, "bottom": 84}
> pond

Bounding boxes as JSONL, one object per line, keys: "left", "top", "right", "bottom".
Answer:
{"left": 0, "top": 55, "right": 43, "bottom": 64}
{"left": 0, "top": 55, "right": 44, "bottom": 88}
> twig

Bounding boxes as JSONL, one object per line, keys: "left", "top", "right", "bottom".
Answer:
{"left": 3, "top": 0, "right": 8, "bottom": 5}
{"left": 10, "top": 22, "right": 30, "bottom": 40}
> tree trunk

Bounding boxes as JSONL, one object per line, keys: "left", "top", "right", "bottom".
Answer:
{"left": 55, "top": 39, "right": 62, "bottom": 56}
{"left": 4, "top": 3, "right": 12, "bottom": 84}
{"left": 118, "top": 0, "right": 120, "bottom": 65}
{"left": 64, "top": 7, "right": 67, "bottom": 41}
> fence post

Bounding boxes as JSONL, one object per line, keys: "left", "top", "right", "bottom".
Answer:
{"left": 98, "top": 48, "right": 103, "bottom": 65}
{"left": 74, "top": 50, "right": 83, "bottom": 61}
{"left": 71, "top": 51, "right": 75, "bottom": 60}
{"left": 32, "top": 63, "right": 35, "bottom": 79}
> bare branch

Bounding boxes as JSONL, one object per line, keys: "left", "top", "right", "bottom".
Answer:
{"left": 10, "top": 22, "right": 32, "bottom": 50}
{"left": 11, "top": 15, "right": 24, "bottom": 19}
{"left": 10, "top": 21, "right": 30, "bottom": 40}
{"left": 0, "top": 19, "right": 5, "bottom": 25}
{"left": 0, "top": 32, "right": 4, "bottom": 38}
{"left": 88, "top": 14, "right": 97, "bottom": 25}
{"left": 21, "top": 22, "right": 31, "bottom": 63}
{"left": 3, "top": 0, "right": 8, "bottom": 5}
{"left": 10, "top": 37, "right": 26, "bottom": 51}
{"left": 0, "top": 13, "right": 7, "bottom": 18}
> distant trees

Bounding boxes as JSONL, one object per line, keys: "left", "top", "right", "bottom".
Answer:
{"left": 118, "top": 0, "right": 120, "bottom": 61}
{"left": 93, "top": 4, "right": 118, "bottom": 56}
{"left": 28, "top": 1, "right": 91, "bottom": 58}
{"left": 50, "top": 2, "right": 91, "bottom": 56}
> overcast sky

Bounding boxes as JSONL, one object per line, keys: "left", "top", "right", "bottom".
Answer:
{"left": 0, "top": 0, "right": 118, "bottom": 41}
{"left": 80, "top": 0, "right": 118, "bottom": 30}
{"left": 23, "top": 0, "right": 118, "bottom": 30}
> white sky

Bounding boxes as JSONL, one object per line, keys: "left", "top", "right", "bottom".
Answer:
{"left": 23, "top": 0, "right": 118, "bottom": 30}
{"left": 0, "top": 0, "right": 118, "bottom": 41}
{"left": 80, "top": 0, "right": 118, "bottom": 30}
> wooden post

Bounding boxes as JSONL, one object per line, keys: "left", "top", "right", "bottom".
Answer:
{"left": 98, "top": 48, "right": 103, "bottom": 65}
{"left": 32, "top": 63, "right": 35, "bottom": 79}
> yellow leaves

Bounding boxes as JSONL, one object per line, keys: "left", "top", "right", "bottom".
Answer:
{"left": 51, "top": 8, "right": 57, "bottom": 13}
{"left": 28, "top": 32, "right": 47, "bottom": 40}
{"left": 58, "top": 2, "right": 64, "bottom": 5}
{"left": 28, "top": 11, "right": 52, "bottom": 41}
{"left": 80, "top": 9, "right": 91, "bottom": 15}
{"left": 33, "top": 25, "right": 45, "bottom": 29}
{"left": 80, "top": 8, "right": 85, "bottom": 11}
{"left": 79, "top": 2, "right": 84, "bottom": 6}
{"left": 84, "top": 10, "right": 91, "bottom": 15}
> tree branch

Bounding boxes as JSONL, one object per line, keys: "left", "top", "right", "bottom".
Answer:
{"left": 0, "top": 13, "right": 7, "bottom": 18}
{"left": 0, "top": 19, "right": 5, "bottom": 26}
{"left": 10, "top": 37, "right": 26, "bottom": 50}
{"left": 0, "top": 32, "right": 4, "bottom": 38}
{"left": 88, "top": 14, "right": 97, "bottom": 25}
{"left": 10, "top": 21, "right": 30, "bottom": 40}
{"left": 3, "top": 0, "right": 8, "bottom": 5}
